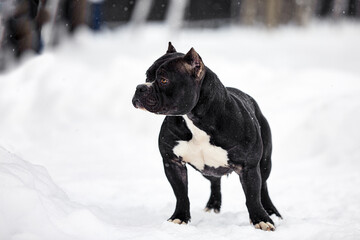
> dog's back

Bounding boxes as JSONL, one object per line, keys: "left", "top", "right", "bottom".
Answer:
{"left": 227, "top": 87, "right": 272, "bottom": 161}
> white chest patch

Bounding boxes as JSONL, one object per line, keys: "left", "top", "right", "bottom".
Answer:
{"left": 173, "top": 116, "right": 229, "bottom": 171}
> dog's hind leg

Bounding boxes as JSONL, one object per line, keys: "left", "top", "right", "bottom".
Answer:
{"left": 260, "top": 157, "right": 282, "bottom": 218}
{"left": 203, "top": 175, "right": 221, "bottom": 213}
{"left": 261, "top": 181, "right": 282, "bottom": 218}
{"left": 254, "top": 99, "right": 282, "bottom": 219}
{"left": 239, "top": 164, "right": 275, "bottom": 231}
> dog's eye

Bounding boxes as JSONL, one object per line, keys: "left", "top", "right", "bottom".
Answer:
{"left": 160, "top": 78, "right": 169, "bottom": 85}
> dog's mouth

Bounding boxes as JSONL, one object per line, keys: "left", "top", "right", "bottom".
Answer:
{"left": 145, "top": 95, "right": 158, "bottom": 107}
{"left": 133, "top": 98, "right": 175, "bottom": 116}
{"left": 132, "top": 86, "right": 179, "bottom": 115}
{"left": 132, "top": 98, "right": 145, "bottom": 110}
{"left": 132, "top": 93, "right": 164, "bottom": 114}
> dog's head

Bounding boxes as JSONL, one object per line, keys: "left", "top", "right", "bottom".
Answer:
{"left": 132, "top": 42, "right": 206, "bottom": 115}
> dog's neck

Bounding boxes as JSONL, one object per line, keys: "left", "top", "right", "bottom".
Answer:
{"left": 187, "top": 67, "right": 230, "bottom": 122}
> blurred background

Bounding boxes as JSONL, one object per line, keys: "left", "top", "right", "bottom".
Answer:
{"left": 0, "top": 0, "right": 359, "bottom": 70}
{"left": 0, "top": 1, "right": 360, "bottom": 240}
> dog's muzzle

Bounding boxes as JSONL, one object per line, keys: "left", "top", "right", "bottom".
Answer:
{"left": 132, "top": 84, "right": 146, "bottom": 108}
{"left": 132, "top": 83, "right": 159, "bottom": 112}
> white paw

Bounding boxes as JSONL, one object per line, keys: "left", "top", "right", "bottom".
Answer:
{"left": 168, "top": 219, "right": 187, "bottom": 225}
{"left": 204, "top": 208, "right": 220, "bottom": 213}
{"left": 254, "top": 221, "right": 275, "bottom": 231}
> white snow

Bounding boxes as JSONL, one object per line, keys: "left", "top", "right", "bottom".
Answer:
{"left": 1, "top": 22, "right": 360, "bottom": 240}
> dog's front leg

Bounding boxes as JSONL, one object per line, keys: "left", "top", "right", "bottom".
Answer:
{"left": 163, "top": 157, "right": 190, "bottom": 224}
{"left": 239, "top": 165, "right": 275, "bottom": 231}
{"left": 203, "top": 175, "right": 222, "bottom": 213}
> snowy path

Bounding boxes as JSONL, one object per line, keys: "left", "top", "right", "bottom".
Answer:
{"left": 1, "top": 23, "right": 360, "bottom": 240}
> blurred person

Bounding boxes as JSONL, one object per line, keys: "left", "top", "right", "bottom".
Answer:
{"left": 49, "top": 0, "right": 87, "bottom": 47}
{"left": 0, "top": 0, "right": 16, "bottom": 49}
{"left": 88, "top": 0, "right": 104, "bottom": 31}
{"left": 1, "top": 0, "right": 49, "bottom": 58}
{"left": 0, "top": 0, "right": 16, "bottom": 69}
{"left": 59, "top": 0, "right": 86, "bottom": 33}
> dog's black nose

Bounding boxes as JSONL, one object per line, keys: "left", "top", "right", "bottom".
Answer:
{"left": 136, "top": 84, "right": 148, "bottom": 93}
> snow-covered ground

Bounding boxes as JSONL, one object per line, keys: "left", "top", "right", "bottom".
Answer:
{"left": 1, "top": 22, "right": 360, "bottom": 240}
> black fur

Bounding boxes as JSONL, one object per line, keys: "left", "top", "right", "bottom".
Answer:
{"left": 132, "top": 43, "right": 281, "bottom": 228}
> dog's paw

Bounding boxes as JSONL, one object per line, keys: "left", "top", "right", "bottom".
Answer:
{"left": 168, "top": 218, "right": 187, "bottom": 225}
{"left": 205, "top": 198, "right": 221, "bottom": 214}
{"left": 254, "top": 221, "right": 275, "bottom": 231}
{"left": 204, "top": 207, "right": 220, "bottom": 214}
{"left": 168, "top": 209, "right": 190, "bottom": 224}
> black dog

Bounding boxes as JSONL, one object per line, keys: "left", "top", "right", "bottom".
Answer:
{"left": 132, "top": 43, "right": 281, "bottom": 231}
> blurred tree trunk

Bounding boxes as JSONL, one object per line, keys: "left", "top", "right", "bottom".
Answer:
{"left": 294, "top": 0, "right": 313, "bottom": 26}
{"left": 131, "top": 0, "right": 153, "bottom": 27}
{"left": 265, "top": 0, "right": 282, "bottom": 28}
{"left": 348, "top": 0, "right": 360, "bottom": 17}
{"left": 333, "top": 0, "right": 349, "bottom": 17}
{"left": 230, "top": 0, "right": 241, "bottom": 24}
{"left": 166, "top": 0, "right": 189, "bottom": 30}
{"left": 318, "top": 0, "right": 335, "bottom": 17}
{"left": 280, "top": 0, "right": 295, "bottom": 24}
{"left": 240, "top": 0, "right": 258, "bottom": 25}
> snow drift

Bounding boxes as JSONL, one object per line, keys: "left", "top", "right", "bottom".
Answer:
{"left": 0, "top": 146, "right": 118, "bottom": 240}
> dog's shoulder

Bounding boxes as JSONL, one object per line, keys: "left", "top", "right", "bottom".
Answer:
{"left": 226, "top": 87, "right": 252, "bottom": 103}
{"left": 158, "top": 116, "right": 192, "bottom": 154}
{"left": 226, "top": 87, "right": 258, "bottom": 115}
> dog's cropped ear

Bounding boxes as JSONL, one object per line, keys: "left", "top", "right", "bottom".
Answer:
{"left": 184, "top": 48, "right": 205, "bottom": 80}
{"left": 166, "top": 42, "right": 177, "bottom": 54}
